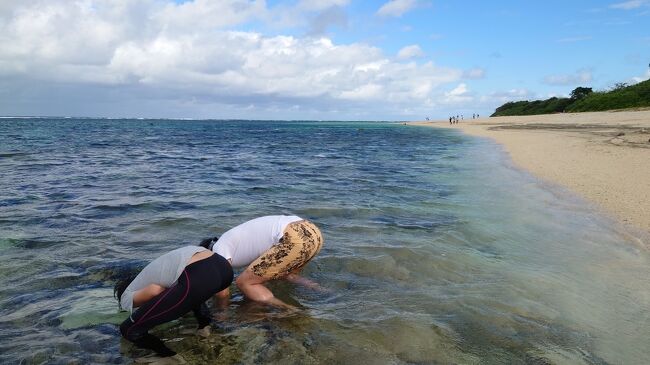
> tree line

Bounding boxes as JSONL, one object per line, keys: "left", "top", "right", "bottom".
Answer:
{"left": 491, "top": 79, "right": 650, "bottom": 117}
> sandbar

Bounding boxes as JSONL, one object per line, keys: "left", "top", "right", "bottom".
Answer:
{"left": 411, "top": 110, "right": 650, "bottom": 243}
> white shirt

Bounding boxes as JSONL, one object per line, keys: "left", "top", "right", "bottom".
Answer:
{"left": 120, "top": 246, "right": 206, "bottom": 313}
{"left": 213, "top": 215, "right": 302, "bottom": 268}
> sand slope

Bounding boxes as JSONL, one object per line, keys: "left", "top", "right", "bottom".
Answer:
{"left": 412, "top": 110, "right": 650, "bottom": 237}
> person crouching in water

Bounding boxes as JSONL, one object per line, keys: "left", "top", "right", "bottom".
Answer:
{"left": 201, "top": 215, "right": 323, "bottom": 309}
{"left": 114, "top": 246, "right": 233, "bottom": 357}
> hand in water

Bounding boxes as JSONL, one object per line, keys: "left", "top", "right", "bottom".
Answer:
{"left": 196, "top": 326, "right": 211, "bottom": 338}
{"left": 285, "top": 273, "right": 329, "bottom": 292}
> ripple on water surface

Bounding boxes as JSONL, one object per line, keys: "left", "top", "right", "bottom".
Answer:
{"left": 0, "top": 118, "right": 649, "bottom": 364}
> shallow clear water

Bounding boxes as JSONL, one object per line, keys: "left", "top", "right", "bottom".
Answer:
{"left": 0, "top": 118, "right": 648, "bottom": 364}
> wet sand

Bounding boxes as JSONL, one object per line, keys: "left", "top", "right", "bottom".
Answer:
{"left": 412, "top": 110, "right": 650, "bottom": 241}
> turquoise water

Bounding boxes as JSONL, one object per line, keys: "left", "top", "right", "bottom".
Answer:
{"left": 0, "top": 118, "right": 648, "bottom": 364}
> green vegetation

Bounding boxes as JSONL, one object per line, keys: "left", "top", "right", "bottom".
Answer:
{"left": 491, "top": 79, "right": 650, "bottom": 116}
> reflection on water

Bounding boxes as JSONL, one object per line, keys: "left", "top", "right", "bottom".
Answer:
{"left": 0, "top": 118, "right": 648, "bottom": 364}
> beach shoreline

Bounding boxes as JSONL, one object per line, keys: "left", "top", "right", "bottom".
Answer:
{"left": 411, "top": 110, "right": 650, "bottom": 245}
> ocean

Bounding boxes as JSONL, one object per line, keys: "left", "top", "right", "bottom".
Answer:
{"left": 0, "top": 118, "right": 648, "bottom": 364}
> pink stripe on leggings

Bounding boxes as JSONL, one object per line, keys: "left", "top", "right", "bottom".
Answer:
{"left": 127, "top": 270, "right": 191, "bottom": 337}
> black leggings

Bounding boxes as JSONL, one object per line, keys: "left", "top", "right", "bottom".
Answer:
{"left": 119, "top": 253, "right": 233, "bottom": 356}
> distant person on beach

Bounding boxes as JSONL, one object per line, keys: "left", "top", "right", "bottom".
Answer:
{"left": 200, "top": 215, "right": 323, "bottom": 309}
{"left": 114, "top": 246, "right": 233, "bottom": 357}
{"left": 449, "top": 117, "right": 452, "bottom": 124}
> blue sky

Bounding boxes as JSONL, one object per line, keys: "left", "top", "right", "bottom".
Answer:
{"left": 0, "top": 0, "right": 648, "bottom": 120}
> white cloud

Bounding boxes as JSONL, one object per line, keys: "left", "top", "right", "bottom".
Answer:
{"left": 463, "top": 68, "right": 485, "bottom": 79}
{"left": 610, "top": 0, "right": 649, "bottom": 9}
{"left": 0, "top": 0, "right": 464, "bottom": 119}
{"left": 449, "top": 83, "right": 468, "bottom": 96}
{"left": 339, "top": 83, "right": 383, "bottom": 100}
{"left": 376, "top": 0, "right": 417, "bottom": 17}
{"left": 543, "top": 69, "right": 593, "bottom": 86}
{"left": 397, "top": 44, "right": 423, "bottom": 59}
{"left": 443, "top": 83, "right": 473, "bottom": 104}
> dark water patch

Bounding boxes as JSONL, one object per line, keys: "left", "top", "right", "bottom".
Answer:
{"left": 44, "top": 191, "right": 78, "bottom": 201}
{"left": 0, "top": 196, "right": 39, "bottom": 207}
{"left": 5, "top": 237, "right": 63, "bottom": 249}
{"left": 0, "top": 151, "right": 31, "bottom": 158}
{"left": 147, "top": 216, "right": 201, "bottom": 228}
{"left": 17, "top": 161, "right": 71, "bottom": 168}
{"left": 246, "top": 186, "right": 280, "bottom": 193}
{"left": 231, "top": 176, "right": 264, "bottom": 183}
{"left": 84, "top": 260, "right": 147, "bottom": 283}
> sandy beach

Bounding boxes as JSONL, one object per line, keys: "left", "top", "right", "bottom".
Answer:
{"left": 412, "top": 110, "right": 650, "bottom": 241}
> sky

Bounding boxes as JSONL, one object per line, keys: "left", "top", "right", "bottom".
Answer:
{"left": 0, "top": 0, "right": 649, "bottom": 121}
